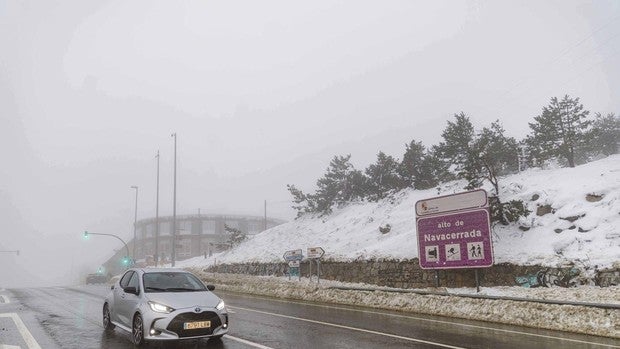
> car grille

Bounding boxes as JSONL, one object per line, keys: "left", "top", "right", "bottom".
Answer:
{"left": 167, "top": 311, "right": 222, "bottom": 338}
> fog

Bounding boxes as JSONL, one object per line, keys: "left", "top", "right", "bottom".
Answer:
{"left": 1, "top": 0, "right": 618, "bottom": 287}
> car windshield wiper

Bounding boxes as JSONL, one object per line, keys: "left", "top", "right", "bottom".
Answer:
{"left": 145, "top": 286, "right": 167, "bottom": 292}
{"left": 165, "top": 287, "right": 201, "bottom": 292}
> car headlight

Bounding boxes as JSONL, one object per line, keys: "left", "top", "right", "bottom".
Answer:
{"left": 148, "top": 301, "right": 175, "bottom": 314}
{"left": 216, "top": 300, "right": 225, "bottom": 311}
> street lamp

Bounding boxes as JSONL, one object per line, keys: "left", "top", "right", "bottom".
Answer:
{"left": 131, "top": 185, "right": 139, "bottom": 260}
{"left": 83, "top": 231, "right": 131, "bottom": 266}
{"left": 171, "top": 133, "right": 177, "bottom": 267}
{"left": 155, "top": 150, "right": 160, "bottom": 266}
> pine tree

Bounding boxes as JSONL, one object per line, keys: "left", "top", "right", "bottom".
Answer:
{"left": 473, "top": 120, "right": 519, "bottom": 194}
{"left": 587, "top": 112, "right": 619, "bottom": 156}
{"left": 437, "top": 115, "right": 525, "bottom": 225}
{"left": 435, "top": 112, "right": 477, "bottom": 182}
{"left": 286, "top": 184, "right": 316, "bottom": 218}
{"left": 365, "top": 152, "right": 403, "bottom": 200}
{"left": 224, "top": 224, "right": 247, "bottom": 247}
{"left": 417, "top": 147, "right": 452, "bottom": 189}
{"left": 399, "top": 140, "right": 446, "bottom": 190}
{"left": 527, "top": 95, "right": 591, "bottom": 167}
{"left": 314, "top": 154, "right": 365, "bottom": 214}
{"left": 399, "top": 140, "right": 425, "bottom": 188}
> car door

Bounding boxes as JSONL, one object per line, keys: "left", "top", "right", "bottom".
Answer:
{"left": 113, "top": 271, "right": 136, "bottom": 327}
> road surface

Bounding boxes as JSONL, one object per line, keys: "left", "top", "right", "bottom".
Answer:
{"left": 0, "top": 285, "right": 617, "bottom": 348}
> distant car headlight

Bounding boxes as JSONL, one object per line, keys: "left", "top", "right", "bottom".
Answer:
{"left": 148, "top": 301, "right": 175, "bottom": 314}
{"left": 216, "top": 300, "right": 225, "bottom": 311}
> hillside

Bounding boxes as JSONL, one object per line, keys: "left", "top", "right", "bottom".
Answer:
{"left": 179, "top": 155, "right": 620, "bottom": 270}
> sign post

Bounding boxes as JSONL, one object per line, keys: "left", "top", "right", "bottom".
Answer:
{"left": 283, "top": 249, "right": 303, "bottom": 281}
{"left": 415, "top": 190, "right": 493, "bottom": 290}
{"left": 307, "top": 247, "right": 325, "bottom": 284}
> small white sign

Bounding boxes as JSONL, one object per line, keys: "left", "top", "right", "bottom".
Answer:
{"left": 307, "top": 247, "right": 325, "bottom": 259}
{"left": 415, "top": 189, "right": 487, "bottom": 216}
{"left": 288, "top": 260, "right": 300, "bottom": 268}
{"left": 445, "top": 244, "right": 461, "bottom": 261}
{"left": 425, "top": 245, "right": 439, "bottom": 262}
{"left": 283, "top": 249, "right": 303, "bottom": 261}
{"left": 467, "top": 242, "right": 485, "bottom": 260}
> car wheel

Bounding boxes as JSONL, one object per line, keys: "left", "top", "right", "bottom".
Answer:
{"left": 102, "top": 304, "right": 115, "bottom": 331}
{"left": 132, "top": 314, "right": 145, "bottom": 346}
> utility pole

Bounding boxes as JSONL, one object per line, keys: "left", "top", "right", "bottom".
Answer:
{"left": 131, "top": 186, "right": 139, "bottom": 260}
{"left": 171, "top": 133, "right": 177, "bottom": 267}
{"left": 264, "top": 200, "right": 267, "bottom": 231}
{"left": 155, "top": 150, "right": 160, "bottom": 266}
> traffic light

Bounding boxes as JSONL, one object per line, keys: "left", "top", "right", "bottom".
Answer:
{"left": 83, "top": 231, "right": 89, "bottom": 240}
{"left": 122, "top": 256, "right": 131, "bottom": 266}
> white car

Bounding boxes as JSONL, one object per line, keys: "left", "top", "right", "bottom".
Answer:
{"left": 103, "top": 268, "right": 228, "bottom": 346}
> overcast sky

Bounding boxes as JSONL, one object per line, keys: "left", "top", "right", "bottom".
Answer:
{"left": 1, "top": 0, "right": 618, "bottom": 287}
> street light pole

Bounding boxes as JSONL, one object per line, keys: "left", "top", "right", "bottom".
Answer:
{"left": 131, "top": 185, "right": 139, "bottom": 260}
{"left": 155, "top": 150, "right": 160, "bottom": 266}
{"left": 171, "top": 133, "right": 177, "bottom": 267}
{"left": 83, "top": 231, "right": 130, "bottom": 265}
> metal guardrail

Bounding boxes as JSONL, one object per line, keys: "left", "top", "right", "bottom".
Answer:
{"left": 326, "top": 285, "right": 620, "bottom": 310}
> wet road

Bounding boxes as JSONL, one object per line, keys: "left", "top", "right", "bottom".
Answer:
{"left": 0, "top": 285, "right": 618, "bottom": 348}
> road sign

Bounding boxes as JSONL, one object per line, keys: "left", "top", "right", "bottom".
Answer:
{"left": 416, "top": 190, "right": 493, "bottom": 270}
{"left": 307, "top": 247, "right": 325, "bottom": 259}
{"left": 415, "top": 189, "right": 487, "bottom": 217}
{"left": 288, "top": 260, "right": 300, "bottom": 268}
{"left": 283, "top": 249, "right": 303, "bottom": 261}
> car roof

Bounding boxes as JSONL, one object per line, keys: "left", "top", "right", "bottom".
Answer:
{"left": 138, "top": 268, "right": 189, "bottom": 274}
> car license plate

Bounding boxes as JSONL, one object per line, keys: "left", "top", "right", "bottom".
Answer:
{"left": 183, "top": 321, "right": 211, "bottom": 330}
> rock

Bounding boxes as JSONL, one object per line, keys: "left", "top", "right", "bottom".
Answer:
{"left": 578, "top": 227, "right": 590, "bottom": 233}
{"left": 554, "top": 228, "right": 563, "bottom": 234}
{"left": 518, "top": 226, "right": 530, "bottom": 231}
{"left": 586, "top": 194, "right": 603, "bottom": 202}
{"left": 531, "top": 194, "right": 540, "bottom": 201}
{"left": 536, "top": 205, "right": 553, "bottom": 216}
{"left": 560, "top": 214, "right": 585, "bottom": 222}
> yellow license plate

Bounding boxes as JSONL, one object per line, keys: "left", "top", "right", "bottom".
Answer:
{"left": 183, "top": 321, "right": 211, "bottom": 330}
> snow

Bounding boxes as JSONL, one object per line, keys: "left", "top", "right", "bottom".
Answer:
{"left": 178, "top": 155, "right": 620, "bottom": 269}
{"left": 174, "top": 156, "right": 620, "bottom": 338}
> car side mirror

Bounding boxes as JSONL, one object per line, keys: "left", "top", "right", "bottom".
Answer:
{"left": 124, "top": 286, "right": 139, "bottom": 295}
{"left": 206, "top": 285, "right": 215, "bottom": 291}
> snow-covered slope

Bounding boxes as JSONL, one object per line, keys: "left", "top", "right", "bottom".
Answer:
{"left": 179, "top": 155, "right": 620, "bottom": 269}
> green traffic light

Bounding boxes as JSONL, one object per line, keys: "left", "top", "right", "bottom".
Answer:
{"left": 83, "top": 231, "right": 89, "bottom": 239}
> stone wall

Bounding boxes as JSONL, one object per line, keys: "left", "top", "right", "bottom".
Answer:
{"left": 204, "top": 259, "right": 619, "bottom": 288}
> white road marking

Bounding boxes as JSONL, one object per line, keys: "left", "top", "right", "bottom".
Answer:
{"left": 0, "top": 295, "right": 10, "bottom": 304}
{"left": 0, "top": 313, "right": 42, "bottom": 349}
{"left": 231, "top": 306, "right": 466, "bottom": 349}
{"left": 0, "top": 345, "right": 21, "bottom": 349}
{"left": 225, "top": 335, "right": 275, "bottom": 349}
{"left": 228, "top": 292, "right": 620, "bottom": 348}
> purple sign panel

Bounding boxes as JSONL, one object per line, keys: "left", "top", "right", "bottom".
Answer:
{"left": 416, "top": 209, "right": 493, "bottom": 269}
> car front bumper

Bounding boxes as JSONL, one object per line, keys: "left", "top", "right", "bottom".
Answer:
{"left": 143, "top": 308, "right": 229, "bottom": 340}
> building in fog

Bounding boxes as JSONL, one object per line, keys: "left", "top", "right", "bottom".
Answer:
{"left": 102, "top": 213, "right": 284, "bottom": 276}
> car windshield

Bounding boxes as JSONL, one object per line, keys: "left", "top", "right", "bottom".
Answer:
{"left": 142, "top": 272, "right": 207, "bottom": 292}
